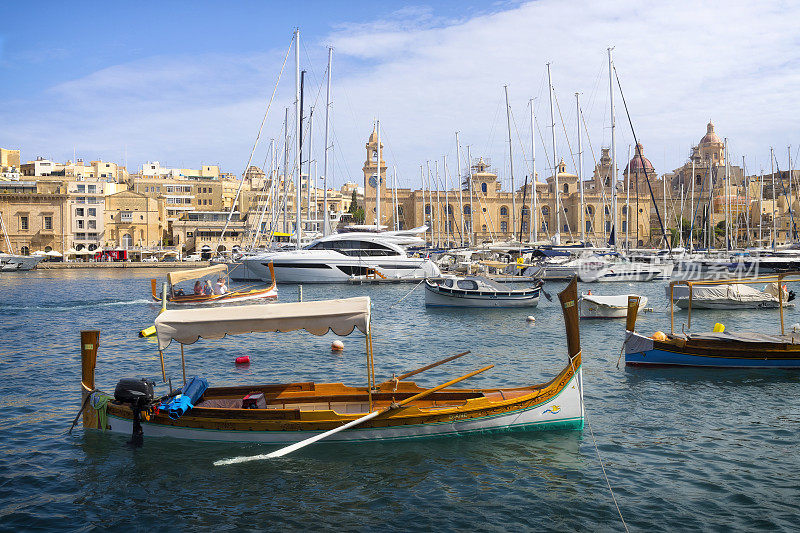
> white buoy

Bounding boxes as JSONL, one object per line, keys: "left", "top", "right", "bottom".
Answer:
{"left": 526, "top": 316, "right": 536, "bottom": 322}
{"left": 792, "top": 323, "right": 800, "bottom": 333}
{"left": 331, "top": 340, "right": 344, "bottom": 352}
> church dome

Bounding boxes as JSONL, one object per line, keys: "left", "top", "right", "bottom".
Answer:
{"left": 624, "top": 142, "right": 654, "bottom": 174}
{"left": 700, "top": 121, "right": 721, "bottom": 145}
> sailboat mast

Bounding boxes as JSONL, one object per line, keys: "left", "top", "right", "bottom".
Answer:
{"left": 307, "top": 107, "right": 314, "bottom": 231}
{"left": 294, "top": 29, "right": 302, "bottom": 249}
{"left": 759, "top": 170, "right": 764, "bottom": 245}
{"left": 546, "top": 63, "right": 559, "bottom": 241}
{"left": 744, "top": 156, "right": 750, "bottom": 245}
{"left": 608, "top": 47, "right": 618, "bottom": 250}
{"left": 444, "top": 155, "right": 451, "bottom": 246}
{"left": 626, "top": 144, "right": 630, "bottom": 250}
{"left": 322, "top": 48, "right": 333, "bottom": 235}
{"left": 455, "top": 132, "right": 465, "bottom": 246}
{"left": 690, "top": 158, "right": 695, "bottom": 252}
{"left": 504, "top": 85, "right": 516, "bottom": 241}
{"left": 283, "top": 107, "right": 289, "bottom": 234}
{"left": 467, "top": 146, "right": 475, "bottom": 245}
{"left": 435, "top": 160, "right": 442, "bottom": 247}
{"left": 426, "top": 161, "right": 433, "bottom": 245}
{"left": 576, "top": 92, "right": 584, "bottom": 244}
{"left": 393, "top": 166, "right": 399, "bottom": 231}
{"left": 530, "top": 99, "right": 537, "bottom": 243}
{"left": 724, "top": 138, "right": 729, "bottom": 250}
{"left": 771, "top": 148, "right": 776, "bottom": 249}
{"left": 789, "top": 145, "right": 795, "bottom": 241}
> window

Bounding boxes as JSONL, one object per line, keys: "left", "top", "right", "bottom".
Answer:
{"left": 88, "top": 208, "right": 96, "bottom": 217}
{"left": 500, "top": 221, "right": 508, "bottom": 232}
{"left": 622, "top": 205, "right": 628, "bottom": 215}
{"left": 563, "top": 224, "right": 569, "bottom": 232}
{"left": 120, "top": 211, "right": 133, "bottom": 222}
{"left": 604, "top": 205, "right": 610, "bottom": 215}
{"left": 464, "top": 205, "right": 471, "bottom": 215}
{"left": 76, "top": 208, "right": 84, "bottom": 217}
{"left": 76, "top": 197, "right": 85, "bottom": 204}
{"left": 88, "top": 220, "right": 96, "bottom": 229}
{"left": 563, "top": 183, "right": 568, "bottom": 194}
{"left": 541, "top": 206, "right": 550, "bottom": 216}
{"left": 44, "top": 216, "right": 52, "bottom": 230}
{"left": 425, "top": 205, "right": 431, "bottom": 215}
{"left": 77, "top": 185, "right": 85, "bottom": 193}
{"left": 622, "top": 220, "right": 627, "bottom": 232}
{"left": 20, "top": 246, "right": 29, "bottom": 255}
{"left": 456, "top": 280, "right": 478, "bottom": 290}
{"left": 605, "top": 221, "right": 611, "bottom": 233}
{"left": 481, "top": 224, "right": 487, "bottom": 231}
{"left": 76, "top": 232, "right": 86, "bottom": 240}
{"left": 77, "top": 219, "right": 84, "bottom": 229}
{"left": 20, "top": 216, "right": 28, "bottom": 230}
{"left": 586, "top": 206, "right": 594, "bottom": 215}
{"left": 397, "top": 206, "right": 403, "bottom": 215}
{"left": 481, "top": 182, "right": 487, "bottom": 193}
{"left": 500, "top": 206, "right": 508, "bottom": 216}
{"left": 88, "top": 233, "right": 98, "bottom": 240}
{"left": 88, "top": 185, "right": 96, "bottom": 194}
{"left": 187, "top": 232, "right": 193, "bottom": 238}
{"left": 586, "top": 221, "right": 593, "bottom": 232}
{"left": 521, "top": 207, "right": 529, "bottom": 217}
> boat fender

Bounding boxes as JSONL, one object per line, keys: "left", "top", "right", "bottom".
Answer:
{"left": 139, "top": 325, "right": 156, "bottom": 338}
{"left": 652, "top": 331, "right": 667, "bottom": 341}
{"left": 713, "top": 323, "right": 725, "bottom": 333}
{"left": 792, "top": 323, "right": 800, "bottom": 333}
{"left": 331, "top": 340, "right": 344, "bottom": 352}
{"left": 235, "top": 355, "right": 250, "bottom": 365}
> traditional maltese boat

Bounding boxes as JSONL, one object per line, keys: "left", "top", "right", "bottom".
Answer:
{"left": 424, "top": 276, "right": 544, "bottom": 308}
{"left": 79, "top": 279, "right": 584, "bottom": 460}
{"left": 623, "top": 273, "right": 800, "bottom": 368}
{"left": 150, "top": 263, "right": 276, "bottom": 305}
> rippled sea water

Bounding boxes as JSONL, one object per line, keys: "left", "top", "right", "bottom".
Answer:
{"left": 0, "top": 269, "right": 798, "bottom": 531}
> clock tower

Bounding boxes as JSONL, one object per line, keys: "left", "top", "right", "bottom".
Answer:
{"left": 362, "top": 126, "right": 387, "bottom": 226}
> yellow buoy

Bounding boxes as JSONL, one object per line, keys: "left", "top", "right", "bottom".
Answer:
{"left": 139, "top": 325, "right": 156, "bottom": 338}
{"left": 713, "top": 323, "right": 725, "bottom": 333}
{"left": 652, "top": 331, "right": 667, "bottom": 341}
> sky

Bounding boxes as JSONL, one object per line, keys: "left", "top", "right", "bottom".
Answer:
{"left": 1, "top": 0, "right": 799, "bottom": 192}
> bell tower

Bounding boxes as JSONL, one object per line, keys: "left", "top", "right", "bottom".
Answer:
{"left": 362, "top": 126, "right": 386, "bottom": 226}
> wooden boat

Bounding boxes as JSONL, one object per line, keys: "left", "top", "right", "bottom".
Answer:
{"left": 150, "top": 263, "right": 276, "bottom": 305}
{"left": 623, "top": 273, "right": 800, "bottom": 368}
{"left": 579, "top": 293, "right": 647, "bottom": 319}
{"left": 78, "top": 278, "right": 584, "bottom": 452}
{"left": 424, "top": 276, "right": 543, "bottom": 308}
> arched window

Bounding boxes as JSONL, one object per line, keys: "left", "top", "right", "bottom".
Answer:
{"left": 425, "top": 204, "right": 431, "bottom": 215}
{"left": 397, "top": 206, "right": 403, "bottom": 215}
{"left": 696, "top": 174, "right": 702, "bottom": 185}
{"left": 122, "top": 234, "right": 133, "bottom": 248}
{"left": 447, "top": 204, "right": 453, "bottom": 215}
{"left": 464, "top": 204, "right": 471, "bottom": 215}
{"left": 563, "top": 224, "right": 568, "bottom": 232}
{"left": 563, "top": 183, "right": 568, "bottom": 194}
{"left": 481, "top": 224, "right": 487, "bottom": 232}
{"left": 500, "top": 206, "right": 508, "bottom": 216}
{"left": 218, "top": 245, "right": 226, "bottom": 252}
{"left": 20, "top": 246, "right": 29, "bottom": 255}
{"left": 521, "top": 207, "right": 529, "bottom": 217}
{"left": 586, "top": 221, "right": 593, "bottom": 232}
{"left": 604, "top": 205, "right": 611, "bottom": 215}
{"left": 604, "top": 178, "right": 610, "bottom": 187}
{"left": 622, "top": 220, "right": 628, "bottom": 232}
{"left": 481, "top": 182, "right": 487, "bottom": 193}
{"left": 44, "top": 246, "right": 52, "bottom": 252}
{"left": 622, "top": 205, "right": 628, "bottom": 215}
{"left": 541, "top": 206, "right": 550, "bottom": 217}
{"left": 586, "top": 205, "right": 594, "bottom": 215}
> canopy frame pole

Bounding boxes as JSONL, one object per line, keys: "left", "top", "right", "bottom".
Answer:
{"left": 779, "top": 273, "right": 785, "bottom": 335}
{"left": 670, "top": 282, "right": 675, "bottom": 335}
{"left": 366, "top": 329, "right": 374, "bottom": 411}
{"left": 180, "top": 343, "right": 187, "bottom": 386}
{"left": 158, "top": 350, "right": 166, "bottom": 382}
{"left": 688, "top": 282, "right": 693, "bottom": 331}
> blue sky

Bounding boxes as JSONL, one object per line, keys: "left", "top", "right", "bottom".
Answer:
{"left": 1, "top": 1, "right": 798, "bottom": 190}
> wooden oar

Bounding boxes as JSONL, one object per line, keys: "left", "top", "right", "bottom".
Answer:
{"left": 394, "top": 351, "right": 471, "bottom": 381}
{"left": 213, "top": 364, "right": 494, "bottom": 466}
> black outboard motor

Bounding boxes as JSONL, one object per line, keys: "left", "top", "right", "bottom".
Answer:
{"left": 114, "top": 378, "right": 155, "bottom": 448}
{"left": 789, "top": 290, "right": 796, "bottom": 302}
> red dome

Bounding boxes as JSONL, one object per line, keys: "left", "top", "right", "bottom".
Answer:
{"left": 624, "top": 142, "right": 654, "bottom": 174}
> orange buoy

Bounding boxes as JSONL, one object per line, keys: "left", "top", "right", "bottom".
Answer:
{"left": 331, "top": 340, "right": 344, "bottom": 352}
{"left": 587, "top": 290, "right": 592, "bottom": 295}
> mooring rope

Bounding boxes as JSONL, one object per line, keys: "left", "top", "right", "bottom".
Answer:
{"left": 586, "top": 414, "right": 629, "bottom": 532}
{"left": 388, "top": 278, "right": 427, "bottom": 309}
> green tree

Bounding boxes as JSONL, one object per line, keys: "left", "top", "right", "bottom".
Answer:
{"left": 348, "top": 190, "right": 366, "bottom": 223}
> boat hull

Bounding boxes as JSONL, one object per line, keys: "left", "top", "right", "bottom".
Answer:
{"left": 424, "top": 283, "right": 540, "bottom": 308}
{"left": 580, "top": 295, "right": 647, "bottom": 318}
{"left": 624, "top": 331, "right": 800, "bottom": 368}
{"left": 244, "top": 255, "right": 440, "bottom": 283}
{"left": 104, "top": 371, "right": 582, "bottom": 444}
{"left": 0, "top": 254, "right": 43, "bottom": 271}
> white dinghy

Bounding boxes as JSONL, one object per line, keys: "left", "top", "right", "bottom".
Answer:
{"left": 425, "top": 276, "right": 543, "bottom": 308}
{"left": 579, "top": 293, "right": 648, "bottom": 319}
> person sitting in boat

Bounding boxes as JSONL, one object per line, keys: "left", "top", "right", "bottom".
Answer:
{"left": 193, "top": 281, "right": 203, "bottom": 295}
{"left": 214, "top": 277, "right": 228, "bottom": 295}
{"left": 203, "top": 280, "right": 213, "bottom": 295}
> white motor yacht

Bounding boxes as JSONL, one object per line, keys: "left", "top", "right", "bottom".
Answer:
{"left": 0, "top": 254, "right": 43, "bottom": 271}
{"left": 242, "top": 232, "right": 440, "bottom": 283}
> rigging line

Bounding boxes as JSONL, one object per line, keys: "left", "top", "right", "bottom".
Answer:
{"left": 216, "top": 32, "right": 294, "bottom": 253}
{"left": 613, "top": 64, "right": 670, "bottom": 251}
{"left": 552, "top": 90, "right": 578, "bottom": 172}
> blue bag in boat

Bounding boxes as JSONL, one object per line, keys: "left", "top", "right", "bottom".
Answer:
{"left": 159, "top": 376, "right": 209, "bottom": 420}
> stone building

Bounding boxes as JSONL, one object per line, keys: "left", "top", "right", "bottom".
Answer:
{"left": 0, "top": 180, "right": 68, "bottom": 254}
{"left": 104, "top": 191, "right": 165, "bottom": 249}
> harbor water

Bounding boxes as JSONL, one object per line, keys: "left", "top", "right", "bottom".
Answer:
{"left": 1, "top": 269, "right": 799, "bottom": 531}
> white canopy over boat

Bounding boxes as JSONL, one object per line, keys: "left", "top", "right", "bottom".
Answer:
{"left": 155, "top": 296, "right": 371, "bottom": 349}
{"left": 167, "top": 264, "right": 227, "bottom": 285}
